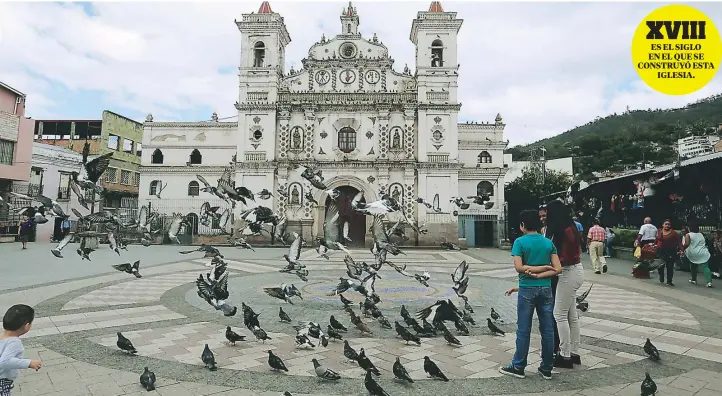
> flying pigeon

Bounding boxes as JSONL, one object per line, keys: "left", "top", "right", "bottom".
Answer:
{"left": 112, "top": 261, "right": 141, "bottom": 278}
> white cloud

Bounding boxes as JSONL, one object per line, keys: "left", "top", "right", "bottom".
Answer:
{"left": 0, "top": 1, "right": 720, "bottom": 145}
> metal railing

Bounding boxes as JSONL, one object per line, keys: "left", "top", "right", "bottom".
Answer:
{"left": 57, "top": 187, "right": 70, "bottom": 201}
{"left": 26, "top": 184, "right": 43, "bottom": 197}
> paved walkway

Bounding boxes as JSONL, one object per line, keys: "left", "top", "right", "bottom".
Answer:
{"left": 1, "top": 242, "right": 721, "bottom": 395}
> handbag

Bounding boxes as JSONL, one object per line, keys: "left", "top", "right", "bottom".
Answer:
{"left": 634, "top": 247, "right": 642, "bottom": 259}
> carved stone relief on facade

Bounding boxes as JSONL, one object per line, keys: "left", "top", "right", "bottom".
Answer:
{"left": 288, "top": 182, "right": 303, "bottom": 206}
{"left": 151, "top": 134, "right": 186, "bottom": 142}
{"left": 389, "top": 182, "right": 404, "bottom": 204}
{"left": 194, "top": 132, "right": 207, "bottom": 142}
{"left": 404, "top": 182, "right": 416, "bottom": 219}
{"left": 277, "top": 182, "right": 288, "bottom": 217}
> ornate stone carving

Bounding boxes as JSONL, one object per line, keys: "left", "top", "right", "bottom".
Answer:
{"left": 253, "top": 116, "right": 261, "bottom": 124}
{"left": 367, "top": 175, "right": 376, "bottom": 184}
{"left": 320, "top": 130, "right": 328, "bottom": 139}
{"left": 365, "top": 131, "right": 374, "bottom": 139}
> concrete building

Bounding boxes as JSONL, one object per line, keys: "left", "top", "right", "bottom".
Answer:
{"left": 16, "top": 143, "right": 84, "bottom": 242}
{"left": 139, "top": 1, "right": 508, "bottom": 247}
{"left": 503, "top": 154, "right": 574, "bottom": 185}
{"left": 677, "top": 135, "right": 716, "bottom": 159}
{"left": 0, "top": 81, "right": 34, "bottom": 227}
{"left": 34, "top": 110, "right": 142, "bottom": 212}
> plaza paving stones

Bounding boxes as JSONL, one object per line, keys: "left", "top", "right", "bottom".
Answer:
{"left": 3, "top": 243, "right": 722, "bottom": 396}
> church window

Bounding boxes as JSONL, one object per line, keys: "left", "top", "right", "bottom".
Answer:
{"left": 149, "top": 180, "right": 159, "bottom": 196}
{"left": 431, "top": 39, "right": 444, "bottom": 67}
{"left": 189, "top": 149, "right": 202, "bottom": 165}
{"left": 477, "top": 181, "right": 494, "bottom": 196}
{"left": 338, "top": 127, "right": 357, "bottom": 153}
{"left": 151, "top": 149, "right": 163, "bottom": 164}
{"left": 188, "top": 181, "right": 200, "bottom": 196}
{"left": 432, "top": 130, "right": 442, "bottom": 141}
{"left": 478, "top": 151, "right": 492, "bottom": 164}
{"left": 253, "top": 42, "right": 265, "bottom": 67}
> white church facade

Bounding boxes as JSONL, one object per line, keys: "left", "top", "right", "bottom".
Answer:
{"left": 138, "top": 1, "right": 508, "bottom": 247}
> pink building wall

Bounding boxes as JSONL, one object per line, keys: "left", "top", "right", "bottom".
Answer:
{"left": 0, "top": 83, "right": 33, "bottom": 182}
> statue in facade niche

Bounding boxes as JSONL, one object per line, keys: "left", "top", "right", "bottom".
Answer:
{"left": 290, "top": 185, "right": 300, "bottom": 204}
{"left": 431, "top": 53, "right": 441, "bottom": 67}
{"left": 392, "top": 185, "right": 402, "bottom": 203}
{"left": 291, "top": 129, "right": 302, "bottom": 149}
{"left": 391, "top": 130, "right": 401, "bottom": 149}
{"left": 404, "top": 64, "right": 410, "bottom": 75}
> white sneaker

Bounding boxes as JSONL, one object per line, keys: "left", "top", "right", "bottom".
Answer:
{"left": 707, "top": 282, "right": 713, "bottom": 288}
{"left": 689, "top": 280, "right": 697, "bottom": 285}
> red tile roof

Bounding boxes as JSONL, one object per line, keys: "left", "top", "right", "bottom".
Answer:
{"left": 428, "top": 1, "right": 444, "bottom": 12}
{"left": 258, "top": 1, "right": 272, "bottom": 14}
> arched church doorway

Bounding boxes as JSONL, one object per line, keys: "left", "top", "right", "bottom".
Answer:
{"left": 326, "top": 185, "right": 366, "bottom": 247}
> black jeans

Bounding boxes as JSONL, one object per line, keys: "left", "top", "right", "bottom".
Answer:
{"left": 657, "top": 248, "right": 676, "bottom": 283}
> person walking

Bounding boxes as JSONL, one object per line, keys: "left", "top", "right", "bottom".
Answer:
{"left": 633, "top": 217, "right": 658, "bottom": 279}
{"left": 656, "top": 220, "right": 682, "bottom": 286}
{"left": 604, "top": 227, "right": 615, "bottom": 258}
{"left": 540, "top": 202, "right": 560, "bottom": 355}
{"left": 573, "top": 217, "right": 585, "bottom": 253}
{"left": 711, "top": 230, "right": 722, "bottom": 279}
{"left": 499, "top": 210, "right": 561, "bottom": 380}
{"left": 683, "top": 221, "right": 713, "bottom": 288}
{"left": 16, "top": 215, "right": 33, "bottom": 250}
{"left": 546, "top": 200, "right": 584, "bottom": 368}
{"left": 587, "top": 220, "right": 607, "bottom": 274}
{"left": 61, "top": 219, "right": 71, "bottom": 239}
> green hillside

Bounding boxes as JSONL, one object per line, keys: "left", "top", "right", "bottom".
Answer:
{"left": 506, "top": 94, "right": 722, "bottom": 179}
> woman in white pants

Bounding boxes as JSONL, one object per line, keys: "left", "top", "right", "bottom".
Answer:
{"left": 545, "top": 200, "right": 585, "bottom": 369}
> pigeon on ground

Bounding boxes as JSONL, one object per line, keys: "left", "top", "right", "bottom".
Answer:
{"left": 279, "top": 307, "right": 292, "bottom": 323}
{"left": 112, "top": 261, "right": 141, "bottom": 278}
{"left": 487, "top": 318, "right": 505, "bottom": 336}
{"left": 641, "top": 372, "right": 657, "bottom": 396}
{"left": 398, "top": 326, "right": 421, "bottom": 345}
{"left": 440, "top": 241, "right": 461, "bottom": 250}
{"left": 357, "top": 348, "right": 380, "bottom": 376}
{"left": 378, "top": 315, "right": 392, "bottom": 329}
{"left": 326, "top": 326, "right": 343, "bottom": 341}
{"left": 225, "top": 326, "right": 246, "bottom": 345}
{"left": 77, "top": 247, "right": 94, "bottom": 261}
{"left": 343, "top": 340, "right": 359, "bottom": 362}
{"left": 330, "top": 315, "right": 348, "bottom": 332}
{"left": 365, "top": 369, "right": 391, "bottom": 396}
{"left": 644, "top": 338, "right": 660, "bottom": 361}
{"left": 252, "top": 326, "right": 272, "bottom": 343}
{"left": 454, "top": 319, "right": 470, "bottom": 335}
{"left": 243, "top": 303, "right": 260, "bottom": 330}
{"left": 490, "top": 307, "right": 501, "bottom": 321}
{"left": 201, "top": 344, "right": 217, "bottom": 371}
{"left": 424, "top": 356, "right": 449, "bottom": 381}
{"left": 312, "top": 358, "right": 341, "bottom": 380}
{"left": 283, "top": 392, "right": 292, "bottom": 396}
{"left": 116, "top": 332, "right": 137, "bottom": 354}
{"left": 462, "top": 310, "right": 476, "bottom": 326}
{"left": 393, "top": 357, "right": 414, "bottom": 383}
{"left": 267, "top": 350, "right": 288, "bottom": 372}
{"left": 139, "top": 367, "right": 156, "bottom": 391}
{"left": 339, "top": 294, "right": 353, "bottom": 307}
{"left": 295, "top": 334, "right": 315, "bottom": 349}
{"left": 320, "top": 335, "right": 329, "bottom": 347}
{"left": 461, "top": 295, "right": 474, "bottom": 313}
{"left": 442, "top": 326, "right": 462, "bottom": 346}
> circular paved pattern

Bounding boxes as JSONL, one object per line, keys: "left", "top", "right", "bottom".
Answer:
{"left": 13, "top": 247, "right": 722, "bottom": 396}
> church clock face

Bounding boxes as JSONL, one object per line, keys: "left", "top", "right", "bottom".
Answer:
{"left": 365, "top": 70, "right": 381, "bottom": 84}
{"left": 340, "top": 69, "right": 356, "bottom": 84}
{"left": 339, "top": 42, "right": 357, "bottom": 59}
{"left": 315, "top": 70, "right": 330, "bottom": 85}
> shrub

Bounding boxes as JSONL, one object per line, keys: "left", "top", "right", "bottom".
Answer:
{"left": 612, "top": 229, "right": 637, "bottom": 248}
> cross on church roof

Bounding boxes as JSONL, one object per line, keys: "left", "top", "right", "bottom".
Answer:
{"left": 258, "top": 1, "right": 272, "bottom": 14}
{"left": 428, "top": 1, "right": 444, "bottom": 12}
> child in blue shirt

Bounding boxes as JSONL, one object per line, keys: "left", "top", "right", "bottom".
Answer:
{"left": 0, "top": 305, "right": 42, "bottom": 396}
{"left": 500, "top": 210, "right": 561, "bottom": 380}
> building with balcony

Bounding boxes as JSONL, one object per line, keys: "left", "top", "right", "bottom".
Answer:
{"left": 34, "top": 110, "right": 142, "bottom": 213}
{"left": 677, "top": 135, "right": 716, "bottom": 159}
{"left": 0, "top": 81, "right": 34, "bottom": 231}
{"left": 16, "top": 143, "right": 85, "bottom": 242}
{"left": 138, "top": 1, "right": 508, "bottom": 247}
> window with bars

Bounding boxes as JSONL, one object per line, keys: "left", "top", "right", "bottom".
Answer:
{"left": 105, "top": 167, "right": 117, "bottom": 183}
{"left": 135, "top": 143, "right": 142, "bottom": 157}
{"left": 133, "top": 172, "right": 140, "bottom": 186}
{"left": 0, "top": 139, "right": 14, "bottom": 165}
{"left": 120, "top": 170, "right": 131, "bottom": 185}
{"left": 477, "top": 181, "right": 494, "bottom": 196}
{"left": 107, "top": 135, "right": 119, "bottom": 150}
{"left": 149, "top": 180, "right": 158, "bottom": 196}
{"left": 338, "top": 127, "right": 356, "bottom": 154}
{"left": 58, "top": 172, "right": 72, "bottom": 200}
{"left": 478, "top": 151, "right": 492, "bottom": 163}
{"left": 188, "top": 181, "right": 200, "bottom": 196}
